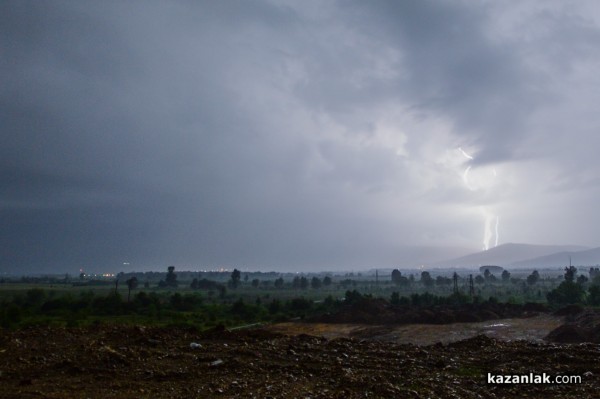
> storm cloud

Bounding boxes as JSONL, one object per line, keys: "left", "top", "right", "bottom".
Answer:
{"left": 2, "top": 0, "right": 600, "bottom": 273}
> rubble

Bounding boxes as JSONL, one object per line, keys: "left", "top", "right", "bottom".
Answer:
{"left": 0, "top": 325, "right": 598, "bottom": 398}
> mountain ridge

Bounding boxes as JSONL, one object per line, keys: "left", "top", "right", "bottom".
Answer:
{"left": 510, "top": 246, "right": 600, "bottom": 269}
{"left": 432, "top": 243, "right": 591, "bottom": 268}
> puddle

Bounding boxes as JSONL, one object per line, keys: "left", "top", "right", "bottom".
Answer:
{"left": 483, "top": 323, "right": 509, "bottom": 328}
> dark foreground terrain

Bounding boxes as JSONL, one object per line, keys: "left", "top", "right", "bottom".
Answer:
{"left": 0, "top": 324, "right": 599, "bottom": 399}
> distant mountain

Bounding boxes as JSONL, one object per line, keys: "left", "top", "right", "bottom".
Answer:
{"left": 433, "top": 243, "right": 590, "bottom": 268}
{"left": 393, "top": 245, "right": 477, "bottom": 267}
{"left": 510, "top": 246, "right": 600, "bottom": 269}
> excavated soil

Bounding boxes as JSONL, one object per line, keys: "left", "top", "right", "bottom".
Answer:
{"left": 546, "top": 309, "right": 600, "bottom": 344}
{"left": 268, "top": 314, "right": 563, "bottom": 345}
{"left": 1, "top": 325, "right": 599, "bottom": 398}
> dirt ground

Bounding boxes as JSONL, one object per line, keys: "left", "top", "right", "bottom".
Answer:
{"left": 267, "top": 314, "right": 564, "bottom": 345}
{"left": 1, "top": 323, "right": 599, "bottom": 399}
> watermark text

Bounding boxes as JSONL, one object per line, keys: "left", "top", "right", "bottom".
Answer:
{"left": 487, "top": 373, "right": 582, "bottom": 384}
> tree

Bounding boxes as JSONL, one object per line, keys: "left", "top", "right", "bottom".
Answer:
{"left": 230, "top": 269, "right": 241, "bottom": 289}
{"left": 190, "top": 278, "right": 199, "bottom": 290}
{"left": 165, "top": 266, "right": 178, "bottom": 287}
{"left": 420, "top": 271, "right": 434, "bottom": 288}
{"left": 452, "top": 272, "right": 459, "bottom": 294}
{"left": 501, "top": 270, "right": 511, "bottom": 282}
{"left": 577, "top": 275, "right": 589, "bottom": 285}
{"left": 299, "top": 276, "right": 309, "bottom": 290}
{"left": 483, "top": 269, "right": 491, "bottom": 280}
{"left": 526, "top": 270, "right": 540, "bottom": 286}
{"left": 547, "top": 281, "right": 585, "bottom": 305}
{"left": 564, "top": 266, "right": 577, "bottom": 283}
{"left": 435, "top": 276, "right": 451, "bottom": 286}
{"left": 311, "top": 276, "right": 322, "bottom": 289}
{"left": 474, "top": 275, "right": 485, "bottom": 285}
{"left": 589, "top": 285, "right": 600, "bottom": 305}
{"left": 391, "top": 269, "right": 402, "bottom": 285}
{"left": 323, "top": 276, "right": 332, "bottom": 287}
{"left": 126, "top": 277, "right": 138, "bottom": 302}
{"left": 274, "top": 277, "right": 284, "bottom": 288}
{"left": 251, "top": 279, "right": 260, "bottom": 288}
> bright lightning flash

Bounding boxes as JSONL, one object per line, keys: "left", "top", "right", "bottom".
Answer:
{"left": 457, "top": 147, "right": 501, "bottom": 251}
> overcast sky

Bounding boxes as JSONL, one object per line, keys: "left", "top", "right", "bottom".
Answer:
{"left": 3, "top": 0, "right": 600, "bottom": 273}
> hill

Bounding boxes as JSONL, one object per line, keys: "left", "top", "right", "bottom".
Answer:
{"left": 433, "top": 243, "right": 589, "bottom": 268}
{"left": 511, "top": 246, "right": 600, "bottom": 269}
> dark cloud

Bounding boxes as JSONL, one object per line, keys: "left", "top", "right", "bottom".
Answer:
{"left": 2, "top": 1, "right": 600, "bottom": 273}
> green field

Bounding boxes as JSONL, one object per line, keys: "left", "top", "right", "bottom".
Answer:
{"left": 0, "top": 266, "right": 594, "bottom": 330}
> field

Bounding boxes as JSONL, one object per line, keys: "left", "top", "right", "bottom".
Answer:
{"left": 1, "top": 270, "right": 599, "bottom": 398}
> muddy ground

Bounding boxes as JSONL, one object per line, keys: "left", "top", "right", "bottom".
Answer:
{"left": 1, "top": 323, "right": 599, "bottom": 399}
{"left": 268, "top": 314, "right": 563, "bottom": 345}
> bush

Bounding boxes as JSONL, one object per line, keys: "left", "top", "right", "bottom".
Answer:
{"left": 268, "top": 299, "right": 282, "bottom": 314}
{"left": 25, "top": 288, "right": 46, "bottom": 308}
{"left": 287, "top": 297, "right": 313, "bottom": 312}
{"left": 91, "top": 292, "right": 124, "bottom": 315}
{"left": 344, "top": 290, "right": 364, "bottom": 304}
{"left": 588, "top": 285, "right": 600, "bottom": 306}
{"left": 1, "top": 303, "right": 23, "bottom": 328}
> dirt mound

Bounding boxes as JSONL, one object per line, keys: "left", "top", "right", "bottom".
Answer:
{"left": 1, "top": 325, "right": 599, "bottom": 398}
{"left": 553, "top": 304, "right": 585, "bottom": 316}
{"left": 546, "top": 309, "right": 600, "bottom": 343}
{"left": 546, "top": 324, "right": 590, "bottom": 343}
{"left": 314, "top": 300, "right": 543, "bottom": 325}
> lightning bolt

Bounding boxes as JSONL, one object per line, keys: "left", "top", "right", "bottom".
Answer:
{"left": 458, "top": 147, "right": 500, "bottom": 251}
{"left": 459, "top": 147, "right": 474, "bottom": 160}
{"left": 495, "top": 216, "right": 500, "bottom": 247}
{"left": 462, "top": 165, "right": 474, "bottom": 190}
{"left": 482, "top": 210, "right": 493, "bottom": 251}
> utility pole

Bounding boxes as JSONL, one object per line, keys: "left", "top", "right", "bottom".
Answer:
{"left": 469, "top": 274, "right": 475, "bottom": 297}
{"left": 453, "top": 272, "right": 459, "bottom": 295}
